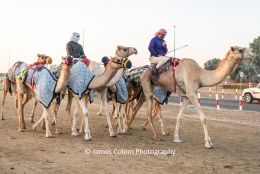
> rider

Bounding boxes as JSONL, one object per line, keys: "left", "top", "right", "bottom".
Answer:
{"left": 66, "top": 32, "right": 86, "bottom": 59}
{"left": 148, "top": 29, "right": 169, "bottom": 69}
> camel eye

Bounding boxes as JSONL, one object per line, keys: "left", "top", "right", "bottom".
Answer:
{"left": 123, "top": 48, "right": 127, "bottom": 52}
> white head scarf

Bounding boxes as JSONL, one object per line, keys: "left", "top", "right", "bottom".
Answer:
{"left": 70, "top": 32, "right": 80, "bottom": 43}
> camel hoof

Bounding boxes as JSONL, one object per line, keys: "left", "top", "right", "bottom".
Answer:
{"left": 32, "top": 126, "right": 36, "bottom": 131}
{"left": 153, "top": 136, "right": 163, "bottom": 141}
{"left": 71, "top": 131, "right": 79, "bottom": 136}
{"left": 173, "top": 138, "right": 184, "bottom": 143}
{"left": 18, "top": 128, "right": 24, "bottom": 132}
{"left": 110, "top": 132, "right": 117, "bottom": 137}
{"left": 55, "top": 131, "right": 62, "bottom": 134}
{"left": 30, "top": 120, "right": 34, "bottom": 123}
{"left": 162, "top": 131, "right": 169, "bottom": 136}
{"left": 1, "top": 118, "right": 5, "bottom": 120}
{"left": 205, "top": 140, "right": 214, "bottom": 149}
{"left": 51, "top": 121, "right": 55, "bottom": 126}
{"left": 142, "top": 127, "right": 146, "bottom": 131}
{"left": 117, "top": 128, "right": 123, "bottom": 134}
{"left": 45, "top": 134, "right": 53, "bottom": 138}
{"left": 84, "top": 133, "right": 92, "bottom": 141}
{"left": 96, "top": 112, "right": 103, "bottom": 116}
{"left": 79, "top": 129, "right": 84, "bottom": 134}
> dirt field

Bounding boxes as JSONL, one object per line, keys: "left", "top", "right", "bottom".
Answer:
{"left": 0, "top": 95, "right": 260, "bottom": 174}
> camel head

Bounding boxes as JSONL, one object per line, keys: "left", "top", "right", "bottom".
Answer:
{"left": 115, "top": 45, "right": 138, "bottom": 58}
{"left": 54, "top": 55, "right": 73, "bottom": 94}
{"left": 228, "top": 46, "right": 256, "bottom": 61}
{"left": 109, "top": 56, "right": 132, "bottom": 70}
{"left": 37, "top": 53, "right": 53, "bottom": 65}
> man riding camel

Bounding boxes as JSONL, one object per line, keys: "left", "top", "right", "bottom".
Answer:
{"left": 148, "top": 29, "right": 170, "bottom": 71}
{"left": 66, "top": 32, "right": 87, "bottom": 59}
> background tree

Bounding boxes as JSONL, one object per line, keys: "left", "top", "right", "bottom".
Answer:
{"left": 229, "top": 36, "right": 260, "bottom": 82}
{"left": 204, "top": 58, "right": 221, "bottom": 70}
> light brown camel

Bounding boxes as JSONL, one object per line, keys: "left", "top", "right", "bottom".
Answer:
{"left": 126, "top": 46, "right": 255, "bottom": 148}
{"left": 15, "top": 56, "right": 73, "bottom": 137}
{"left": 66, "top": 52, "right": 138, "bottom": 141}
{"left": 67, "top": 46, "right": 137, "bottom": 138}
{"left": 0, "top": 54, "right": 52, "bottom": 121}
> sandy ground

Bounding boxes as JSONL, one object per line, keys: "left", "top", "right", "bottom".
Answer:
{"left": 0, "top": 95, "right": 260, "bottom": 174}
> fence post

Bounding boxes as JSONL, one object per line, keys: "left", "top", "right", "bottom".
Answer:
{"left": 179, "top": 96, "right": 183, "bottom": 106}
{"left": 197, "top": 91, "right": 201, "bottom": 106}
{"left": 239, "top": 96, "right": 243, "bottom": 111}
{"left": 235, "top": 89, "right": 238, "bottom": 100}
{"left": 209, "top": 88, "right": 212, "bottom": 98}
{"left": 216, "top": 94, "right": 220, "bottom": 110}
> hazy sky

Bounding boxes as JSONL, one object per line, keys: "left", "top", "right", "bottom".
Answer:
{"left": 0, "top": 0, "right": 259, "bottom": 72}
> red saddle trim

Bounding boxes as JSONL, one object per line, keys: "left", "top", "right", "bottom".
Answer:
{"left": 170, "top": 58, "right": 180, "bottom": 93}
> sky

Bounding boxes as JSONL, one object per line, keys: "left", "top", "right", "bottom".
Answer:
{"left": 0, "top": 0, "right": 259, "bottom": 72}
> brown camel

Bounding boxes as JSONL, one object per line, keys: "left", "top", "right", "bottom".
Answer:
{"left": 126, "top": 46, "right": 255, "bottom": 148}
{"left": 15, "top": 56, "right": 73, "bottom": 137}
{"left": 0, "top": 54, "right": 52, "bottom": 121}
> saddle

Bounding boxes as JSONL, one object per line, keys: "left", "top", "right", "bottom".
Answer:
{"left": 149, "top": 58, "right": 180, "bottom": 92}
{"left": 72, "top": 58, "right": 91, "bottom": 67}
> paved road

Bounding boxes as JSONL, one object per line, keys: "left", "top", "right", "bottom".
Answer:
{"left": 168, "top": 96, "right": 260, "bottom": 112}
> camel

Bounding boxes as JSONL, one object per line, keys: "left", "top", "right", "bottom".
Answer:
{"left": 126, "top": 46, "right": 255, "bottom": 148}
{"left": 15, "top": 56, "right": 73, "bottom": 137}
{"left": 0, "top": 54, "right": 52, "bottom": 121}
{"left": 122, "top": 67, "right": 169, "bottom": 135}
{"left": 66, "top": 46, "right": 137, "bottom": 140}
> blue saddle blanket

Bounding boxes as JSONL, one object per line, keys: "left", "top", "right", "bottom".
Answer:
{"left": 7, "top": 61, "right": 28, "bottom": 83}
{"left": 67, "top": 61, "right": 95, "bottom": 102}
{"left": 25, "top": 66, "right": 57, "bottom": 108}
{"left": 107, "top": 77, "right": 128, "bottom": 104}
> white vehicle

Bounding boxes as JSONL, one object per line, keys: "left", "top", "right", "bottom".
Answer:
{"left": 242, "top": 83, "right": 260, "bottom": 103}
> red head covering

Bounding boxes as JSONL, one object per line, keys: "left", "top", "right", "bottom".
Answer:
{"left": 156, "top": 29, "right": 167, "bottom": 36}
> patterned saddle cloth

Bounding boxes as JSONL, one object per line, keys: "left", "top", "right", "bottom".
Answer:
{"left": 7, "top": 61, "right": 28, "bottom": 83}
{"left": 128, "top": 65, "right": 171, "bottom": 105}
{"left": 67, "top": 60, "right": 95, "bottom": 102}
{"left": 150, "top": 58, "right": 180, "bottom": 80}
{"left": 107, "top": 77, "right": 128, "bottom": 104}
{"left": 25, "top": 65, "right": 57, "bottom": 108}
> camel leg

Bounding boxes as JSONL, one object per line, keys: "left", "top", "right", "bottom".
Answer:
{"left": 1, "top": 90, "right": 8, "bottom": 120}
{"left": 156, "top": 103, "right": 169, "bottom": 136}
{"left": 78, "top": 96, "right": 92, "bottom": 141}
{"left": 103, "top": 90, "right": 116, "bottom": 137}
{"left": 114, "top": 99, "right": 123, "bottom": 134}
{"left": 71, "top": 100, "right": 80, "bottom": 136}
{"left": 125, "top": 94, "right": 145, "bottom": 134}
{"left": 79, "top": 96, "right": 89, "bottom": 134}
{"left": 32, "top": 112, "right": 45, "bottom": 131}
{"left": 140, "top": 72, "right": 160, "bottom": 140}
{"left": 29, "top": 99, "right": 38, "bottom": 123}
{"left": 42, "top": 107, "right": 52, "bottom": 138}
{"left": 97, "top": 90, "right": 105, "bottom": 116}
{"left": 121, "top": 104, "right": 127, "bottom": 132}
{"left": 173, "top": 97, "right": 189, "bottom": 143}
{"left": 66, "top": 90, "right": 73, "bottom": 128}
{"left": 51, "top": 102, "right": 61, "bottom": 134}
{"left": 141, "top": 99, "right": 159, "bottom": 130}
{"left": 187, "top": 93, "right": 213, "bottom": 149}
{"left": 17, "top": 93, "right": 25, "bottom": 132}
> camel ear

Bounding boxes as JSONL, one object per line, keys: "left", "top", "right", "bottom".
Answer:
{"left": 117, "top": 45, "right": 122, "bottom": 51}
{"left": 37, "top": 53, "right": 41, "bottom": 57}
{"left": 230, "top": 47, "right": 235, "bottom": 52}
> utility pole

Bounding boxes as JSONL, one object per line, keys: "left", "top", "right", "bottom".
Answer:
{"left": 7, "top": 51, "right": 11, "bottom": 68}
{"left": 82, "top": 29, "right": 85, "bottom": 51}
{"left": 173, "top": 25, "right": 177, "bottom": 58}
